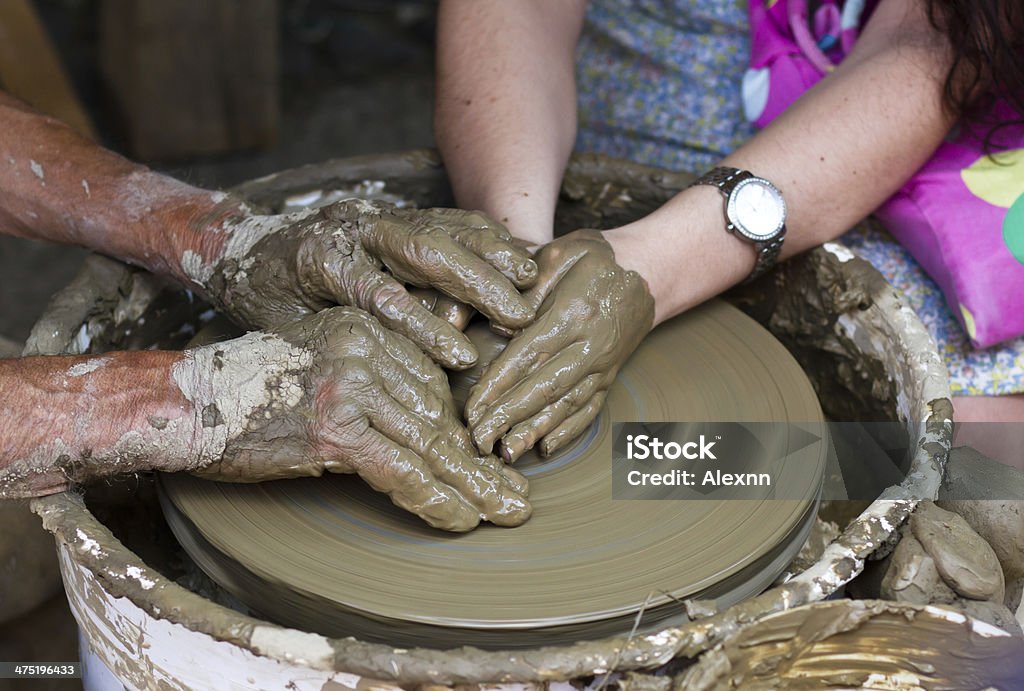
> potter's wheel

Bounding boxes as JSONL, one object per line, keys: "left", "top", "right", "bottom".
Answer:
{"left": 161, "top": 299, "right": 826, "bottom": 649}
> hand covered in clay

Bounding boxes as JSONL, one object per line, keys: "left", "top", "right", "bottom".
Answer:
{"left": 181, "top": 306, "right": 531, "bottom": 531}
{"left": 408, "top": 287, "right": 475, "bottom": 332}
{"left": 193, "top": 200, "right": 538, "bottom": 369}
{"left": 466, "top": 230, "right": 655, "bottom": 461}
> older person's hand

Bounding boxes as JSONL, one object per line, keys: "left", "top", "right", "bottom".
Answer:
{"left": 182, "top": 200, "right": 538, "bottom": 370}
{"left": 183, "top": 306, "right": 531, "bottom": 531}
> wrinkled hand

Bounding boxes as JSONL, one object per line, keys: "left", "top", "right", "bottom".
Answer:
{"left": 187, "top": 306, "right": 531, "bottom": 531}
{"left": 466, "top": 230, "right": 655, "bottom": 461}
{"left": 196, "top": 200, "right": 538, "bottom": 369}
{"left": 408, "top": 287, "right": 475, "bottom": 332}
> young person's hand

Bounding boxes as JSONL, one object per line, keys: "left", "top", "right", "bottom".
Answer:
{"left": 467, "top": 230, "right": 654, "bottom": 460}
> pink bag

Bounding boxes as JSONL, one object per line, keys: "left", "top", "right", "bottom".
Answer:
{"left": 744, "top": 0, "right": 1024, "bottom": 348}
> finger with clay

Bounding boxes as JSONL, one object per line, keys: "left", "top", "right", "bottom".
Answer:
{"left": 409, "top": 287, "right": 475, "bottom": 332}
{"left": 465, "top": 230, "right": 655, "bottom": 462}
{"left": 192, "top": 200, "right": 538, "bottom": 370}
{"left": 184, "top": 306, "right": 531, "bottom": 532}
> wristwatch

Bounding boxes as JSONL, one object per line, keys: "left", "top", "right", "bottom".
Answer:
{"left": 690, "top": 167, "right": 787, "bottom": 283}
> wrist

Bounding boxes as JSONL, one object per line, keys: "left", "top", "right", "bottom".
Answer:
{"left": 173, "top": 333, "right": 313, "bottom": 479}
{"left": 604, "top": 187, "right": 755, "bottom": 325}
{"left": 453, "top": 183, "right": 557, "bottom": 246}
{"left": 150, "top": 190, "right": 253, "bottom": 290}
{"left": 602, "top": 227, "right": 672, "bottom": 326}
{"left": 0, "top": 352, "right": 195, "bottom": 498}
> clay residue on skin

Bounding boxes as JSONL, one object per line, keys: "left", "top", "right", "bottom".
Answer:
{"left": 29, "top": 159, "right": 44, "bottom": 182}
{"left": 180, "top": 307, "right": 530, "bottom": 531}
{"left": 465, "top": 230, "right": 655, "bottom": 460}
{"left": 67, "top": 357, "right": 109, "bottom": 377}
{"left": 171, "top": 331, "right": 312, "bottom": 474}
{"left": 193, "top": 200, "right": 536, "bottom": 370}
{"left": 0, "top": 352, "right": 200, "bottom": 499}
{"left": 113, "top": 169, "right": 212, "bottom": 226}
{"left": 24, "top": 152, "right": 959, "bottom": 685}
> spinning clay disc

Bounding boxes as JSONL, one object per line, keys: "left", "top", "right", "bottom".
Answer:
{"left": 161, "top": 299, "right": 826, "bottom": 649}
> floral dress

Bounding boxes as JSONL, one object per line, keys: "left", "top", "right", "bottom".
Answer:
{"left": 574, "top": 0, "right": 1024, "bottom": 395}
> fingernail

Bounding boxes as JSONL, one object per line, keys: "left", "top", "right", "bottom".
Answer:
{"left": 509, "top": 301, "right": 533, "bottom": 323}
{"left": 457, "top": 347, "right": 478, "bottom": 366}
{"left": 518, "top": 260, "right": 538, "bottom": 281}
{"left": 494, "top": 496, "right": 532, "bottom": 526}
{"left": 473, "top": 427, "right": 495, "bottom": 455}
{"left": 500, "top": 442, "right": 514, "bottom": 464}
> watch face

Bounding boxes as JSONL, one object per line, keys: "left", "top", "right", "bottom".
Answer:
{"left": 727, "top": 178, "right": 786, "bottom": 241}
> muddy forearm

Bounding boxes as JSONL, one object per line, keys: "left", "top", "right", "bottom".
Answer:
{"left": 0, "top": 91, "right": 241, "bottom": 284}
{"left": 434, "top": 0, "right": 585, "bottom": 244}
{"left": 0, "top": 351, "right": 203, "bottom": 498}
{"left": 0, "top": 333, "right": 313, "bottom": 498}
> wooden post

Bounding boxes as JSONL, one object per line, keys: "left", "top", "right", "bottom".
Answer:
{"left": 0, "top": 0, "right": 98, "bottom": 139}
{"left": 99, "top": 0, "right": 279, "bottom": 160}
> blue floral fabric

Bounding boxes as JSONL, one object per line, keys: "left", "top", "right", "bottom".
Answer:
{"left": 576, "top": 0, "right": 755, "bottom": 173}
{"left": 574, "top": 0, "right": 1024, "bottom": 395}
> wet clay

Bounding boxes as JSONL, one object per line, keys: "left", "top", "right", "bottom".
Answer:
{"left": 675, "top": 599, "right": 1024, "bottom": 689}
{"left": 162, "top": 299, "right": 825, "bottom": 648}
{"left": 189, "top": 200, "right": 537, "bottom": 370}
{"left": 875, "top": 501, "right": 1018, "bottom": 634}
{"left": 909, "top": 502, "right": 1004, "bottom": 602}
{"left": 465, "top": 230, "right": 655, "bottom": 461}
{"left": 880, "top": 532, "right": 958, "bottom": 605}
{"left": 938, "top": 447, "right": 1024, "bottom": 609}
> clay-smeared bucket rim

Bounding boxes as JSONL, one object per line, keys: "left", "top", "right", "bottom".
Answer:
{"left": 676, "top": 598, "right": 1024, "bottom": 689}
{"left": 29, "top": 150, "right": 954, "bottom": 684}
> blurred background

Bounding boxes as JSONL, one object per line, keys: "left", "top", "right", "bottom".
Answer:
{"left": 0, "top": 2, "right": 437, "bottom": 687}
{"left": 0, "top": 0, "right": 438, "bottom": 344}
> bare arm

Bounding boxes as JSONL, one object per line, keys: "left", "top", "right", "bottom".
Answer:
{"left": 0, "top": 350, "right": 196, "bottom": 497}
{"left": 0, "top": 92, "right": 538, "bottom": 368}
{"left": 0, "top": 309, "right": 531, "bottom": 531}
{"left": 434, "top": 0, "right": 587, "bottom": 244}
{"left": 607, "top": 0, "right": 955, "bottom": 323}
{"left": 0, "top": 91, "right": 226, "bottom": 284}
{"left": 468, "top": 0, "right": 959, "bottom": 459}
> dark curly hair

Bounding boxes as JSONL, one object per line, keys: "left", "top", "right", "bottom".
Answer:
{"left": 924, "top": 0, "right": 1024, "bottom": 146}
